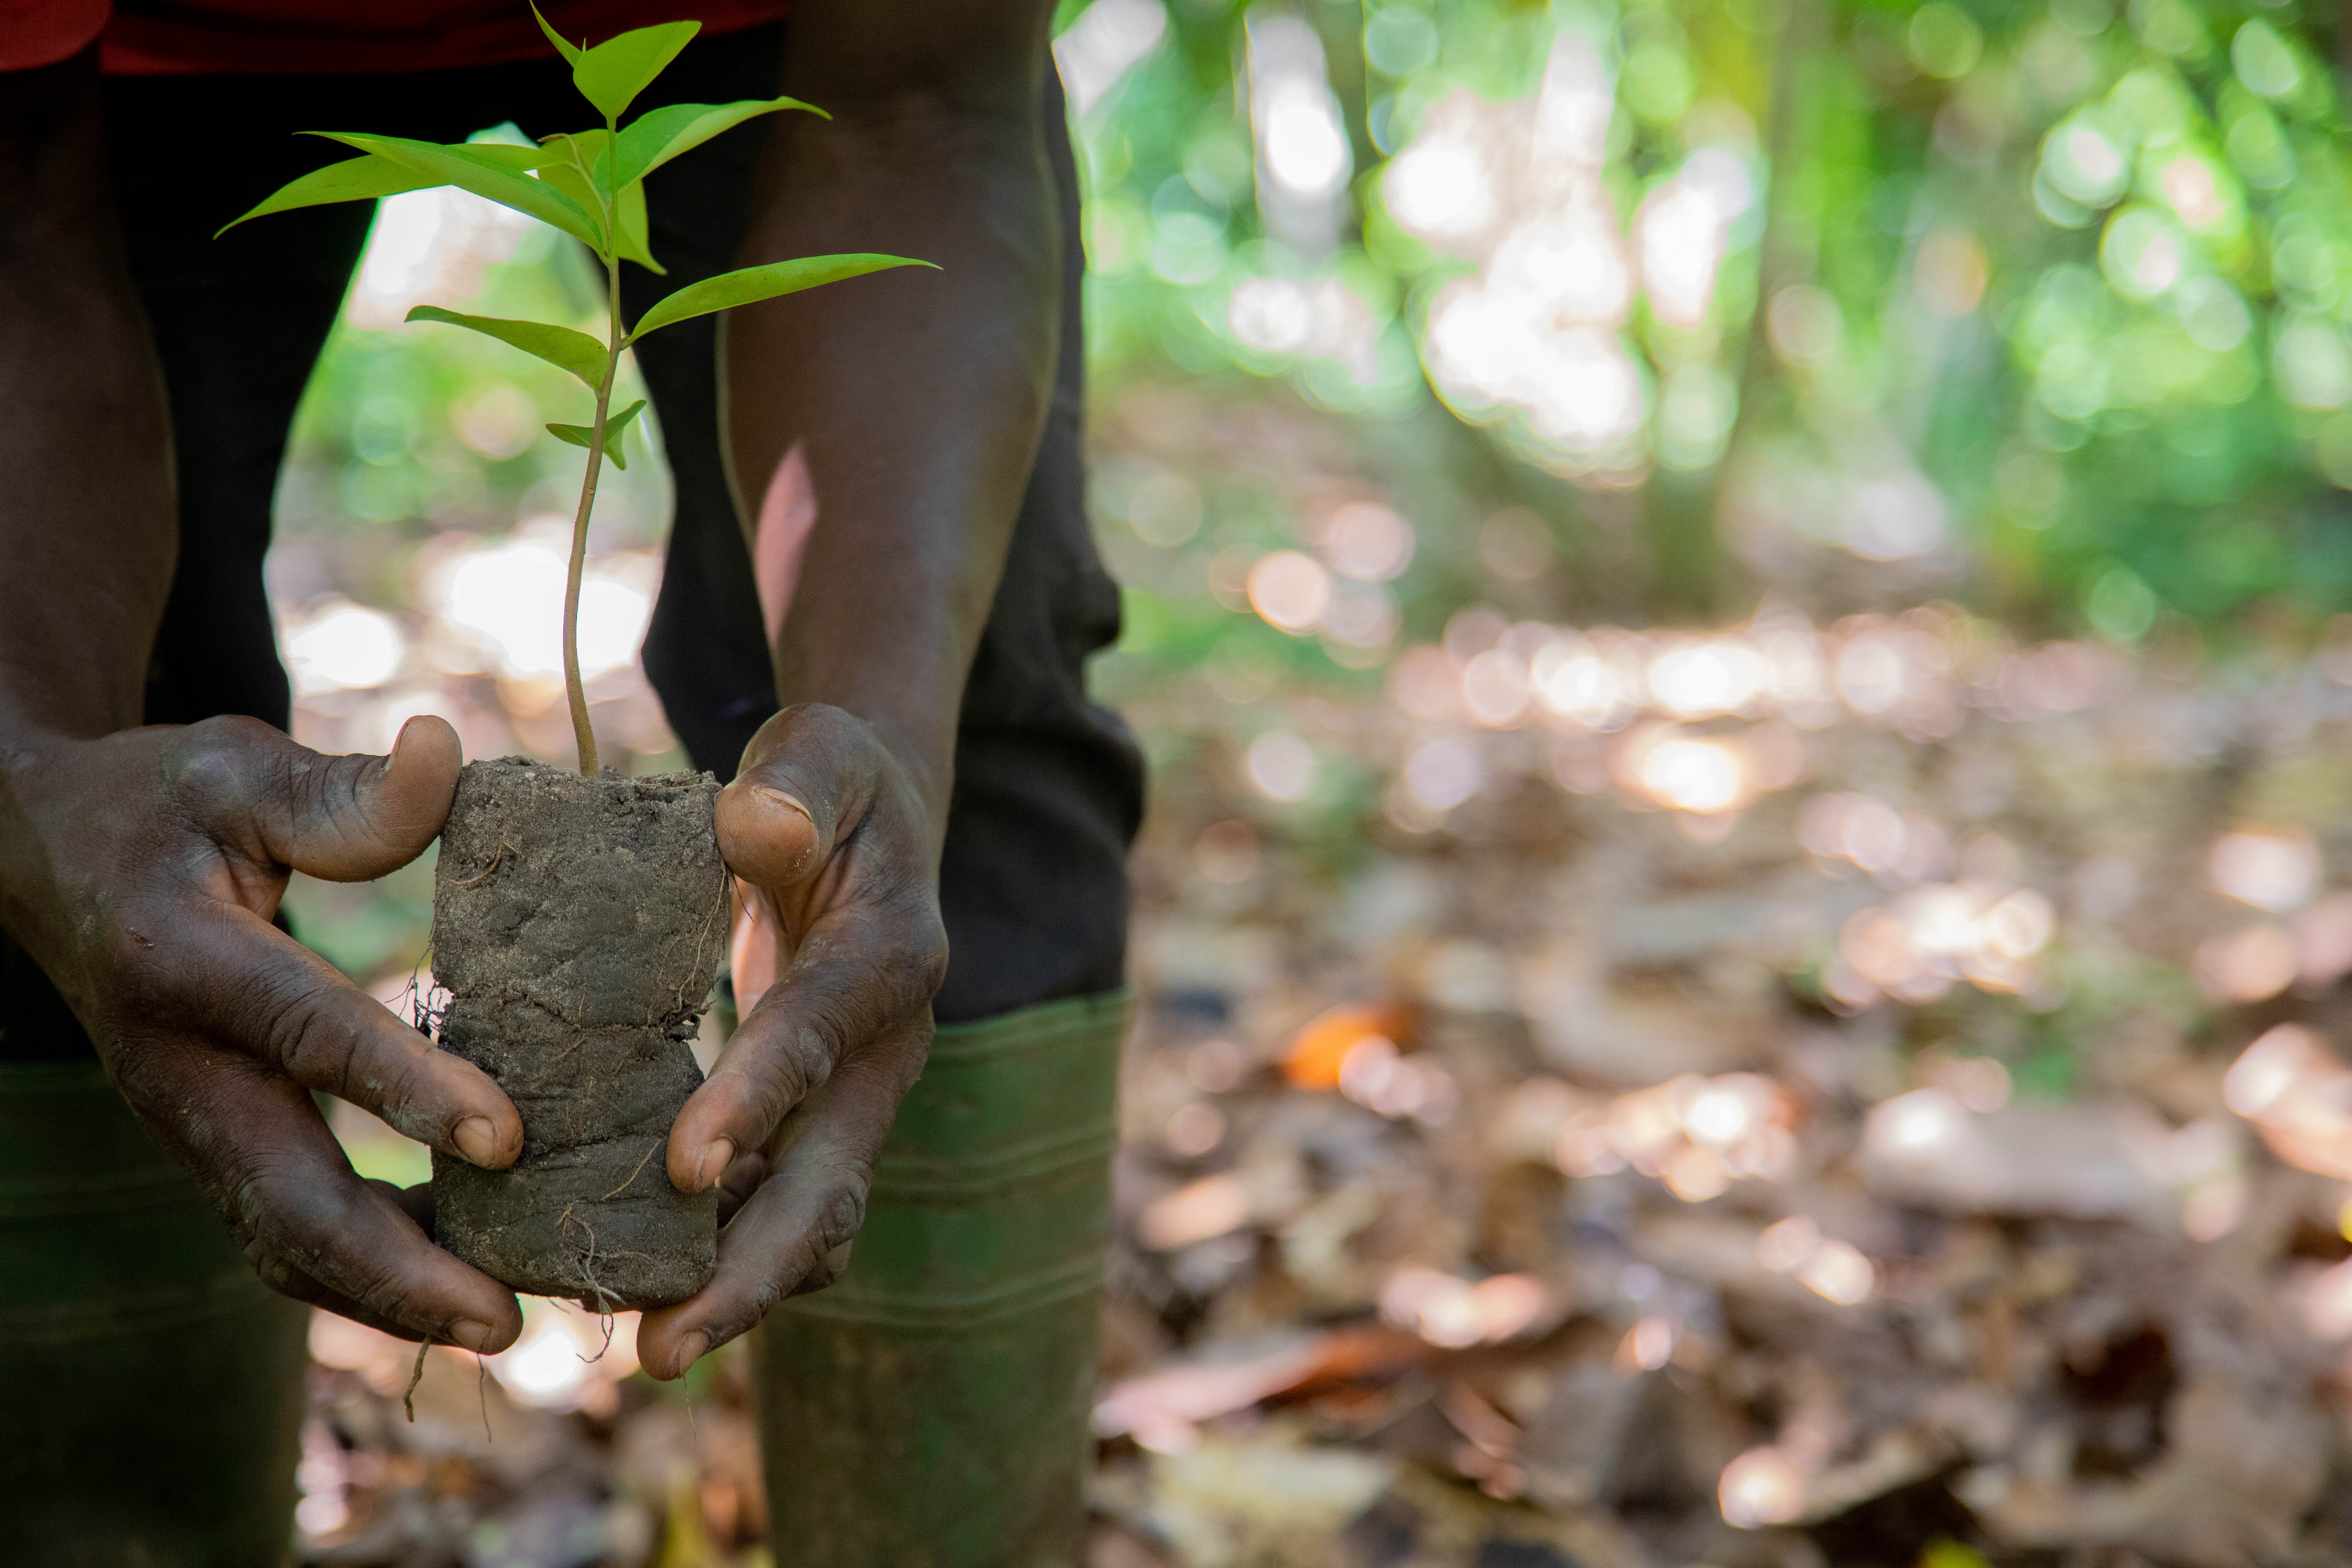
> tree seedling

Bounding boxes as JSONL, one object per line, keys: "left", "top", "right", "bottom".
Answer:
{"left": 222, "top": 8, "right": 933, "bottom": 1305}
{"left": 223, "top": 2, "right": 930, "bottom": 775}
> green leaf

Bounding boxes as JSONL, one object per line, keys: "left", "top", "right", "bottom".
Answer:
{"left": 535, "top": 137, "right": 606, "bottom": 241}
{"left": 613, "top": 180, "right": 664, "bottom": 274}
{"left": 215, "top": 153, "right": 434, "bottom": 236}
{"left": 531, "top": 0, "right": 584, "bottom": 64}
{"left": 572, "top": 21, "right": 699, "bottom": 120}
{"left": 630, "top": 254, "right": 936, "bottom": 340}
{"left": 546, "top": 398, "right": 647, "bottom": 469}
{"left": 456, "top": 142, "right": 554, "bottom": 170}
{"left": 311, "top": 133, "right": 604, "bottom": 250}
{"left": 405, "top": 306, "right": 610, "bottom": 389}
{"left": 610, "top": 96, "right": 827, "bottom": 190}
{"left": 537, "top": 129, "right": 656, "bottom": 265}
{"left": 605, "top": 398, "right": 648, "bottom": 450}
{"left": 540, "top": 127, "right": 614, "bottom": 189}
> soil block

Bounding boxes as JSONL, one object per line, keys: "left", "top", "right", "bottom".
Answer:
{"left": 428, "top": 758, "right": 729, "bottom": 1307}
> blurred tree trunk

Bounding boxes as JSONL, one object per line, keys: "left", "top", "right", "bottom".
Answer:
{"left": 1643, "top": 467, "right": 1729, "bottom": 622}
{"left": 1647, "top": 0, "right": 1828, "bottom": 623}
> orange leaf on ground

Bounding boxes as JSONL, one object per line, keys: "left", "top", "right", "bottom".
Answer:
{"left": 1283, "top": 1003, "right": 1414, "bottom": 1090}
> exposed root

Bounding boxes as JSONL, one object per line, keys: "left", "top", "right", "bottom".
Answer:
{"left": 667, "top": 859, "right": 735, "bottom": 1019}
{"left": 600, "top": 1136, "right": 664, "bottom": 1201}
{"left": 558, "top": 1202, "right": 620, "bottom": 1318}
{"left": 452, "top": 842, "right": 516, "bottom": 888}
{"left": 404, "top": 1333, "right": 434, "bottom": 1424}
{"left": 402, "top": 955, "right": 451, "bottom": 1039}
{"left": 580, "top": 1304, "right": 619, "bottom": 1365}
{"left": 548, "top": 988, "right": 595, "bottom": 1067}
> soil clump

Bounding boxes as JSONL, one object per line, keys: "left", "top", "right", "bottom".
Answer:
{"left": 428, "top": 758, "right": 729, "bottom": 1307}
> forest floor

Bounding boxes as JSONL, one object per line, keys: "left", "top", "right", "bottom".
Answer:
{"left": 293, "top": 585, "right": 2352, "bottom": 1568}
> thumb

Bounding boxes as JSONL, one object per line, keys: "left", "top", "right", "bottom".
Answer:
{"left": 171, "top": 713, "right": 462, "bottom": 883}
{"left": 715, "top": 705, "right": 877, "bottom": 891}
{"left": 716, "top": 778, "right": 824, "bottom": 890}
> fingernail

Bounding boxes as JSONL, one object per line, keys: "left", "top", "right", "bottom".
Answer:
{"left": 454, "top": 1116, "right": 501, "bottom": 1167}
{"left": 671, "top": 1330, "right": 709, "bottom": 1378}
{"left": 450, "top": 1319, "right": 500, "bottom": 1353}
{"left": 695, "top": 1138, "right": 735, "bottom": 1192}
{"left": 389, "top": 714, "right": 432, "bottom": 764}
{"left": 752, "top": 786, "right": 812, "bottom": 821}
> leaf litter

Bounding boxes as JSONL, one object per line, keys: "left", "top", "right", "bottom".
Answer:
{"left": 294, "top": 593, "right": 2352, "bottom": 1567}
{"left": 274, "top": 378, "right": 2352, "bottom": 1565}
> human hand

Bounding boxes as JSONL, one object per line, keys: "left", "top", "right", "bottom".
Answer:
{"left": 0, "top": 714, "right": 525, "bottom": 1352}
{"left": 636, "top": 703, "right": 948, "bottom": 1379}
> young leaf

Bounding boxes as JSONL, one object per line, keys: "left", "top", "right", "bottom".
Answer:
{"left": 613, "top": 180, "right": 665, "bottom": 274}
{"left": 546, "top": 398, "right": 647, "bottom": 468}
{"left": 540, "top": 128, "right": 615, "bottom": 190}
{"left": 610, "top": 97, "right": 827, "bottom": 190}
{"left": 605, "top": 398, "right": 648, "bottom": 447}
{"left": 629, "top": 254, "right": 936, "bottom": 340}
{"left": 455, "top": 142, "right": 555, "bottom": 170}
{"left": 572, "top": 21, "right": 700, "bottom": 120}
{"left": 545, "top": 422, "right": 597, "bottom": 457}
{"left": 310, "top": 132, "right": 604, "bottom": 250}
{"left": 538, "top": 129, "right": 653, "bottom": 265}
{"left": 531, "top": 0, "right": 584, "bottom": 64}
{"left": 215, "top": 153, "right": 433, "bottom": 237}
{"left": 405, "top": 306, "right": 610, "bottom": 389}
{"left": 218, "top": 140, "right": 558, "bottom": 239}
{"left": 535, "top": 152, "right": 604, "bottom": 239}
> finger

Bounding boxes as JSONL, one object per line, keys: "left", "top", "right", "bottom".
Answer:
{"left": 166, "top": 712, "right": 461, "bottom": 884}
{"left": 257, "top": 1260, "right": 460, "bottom": 1346}
{"left": 115, "top": 1040, "right": 522, "bottom": 1353}
{"left": 716, "top": 775, "right": 825, "bottom": 891}
{"left": 147, "top": 898, "right": 521, "bottom": 1168}
{"left": 638, "top": 1043, "right": 918, "bottom": 1380}
{"left": 286, "top": 1183, "right": 453, "bottom": 1342}
{"left": 719, "top": 705, "right": 889, "bottom": 893}
{"left": 714, "top": 1149, "right": 767, "bottom": 1227}
{"left": 729, "top": 881, "right": 783, "bottom": 1015}
{"left": 665, "top": 903, "right": 942, "bottom": 1193}
{"left": 371, "top": 1178, "right": 437, "bottom": 1235}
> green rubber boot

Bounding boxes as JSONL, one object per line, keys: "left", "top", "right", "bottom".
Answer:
{"left": 753, "top": 993, "right": 1126, "bottom": 1568}
{"left": 0, "top": 1059, "right": 310, "bottom": 1566}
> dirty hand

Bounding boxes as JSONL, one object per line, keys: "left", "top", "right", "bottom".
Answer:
{"left": 639, "top": 703, "right": 948, "bottom": 1379}
{"left": 0, "top": 713, "right": 525, "bottom": 1352}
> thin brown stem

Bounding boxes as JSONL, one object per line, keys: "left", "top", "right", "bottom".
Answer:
{"left": 561, "top": 121, "right": 628, "bottom": 777}
{"left": 562, "top": 369, "right": 610, "bottom": 777}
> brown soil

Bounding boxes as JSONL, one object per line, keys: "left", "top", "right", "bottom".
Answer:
{"left": 427, "top": 758, "right": 729, "bottom": 1307}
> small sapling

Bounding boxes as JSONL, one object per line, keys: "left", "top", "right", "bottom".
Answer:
{"left": 224, "top": 8, "right": 931, "bottom": 1305}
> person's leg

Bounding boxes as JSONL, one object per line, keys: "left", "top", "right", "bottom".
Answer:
{"left": 751, "top": 991, "right": 1129, "bottom": 1568}
{"left": 630, "top": 42, "right": 1143, "bottom": 1567}
{"left": 750, "top": 65, "right": 1142, "bottom": 1568}
{"left": 0, "top": 1060, "right": 312, "bottom": 1565}
{"left": 0, "top": 74, "right": 383, "bottom": 1564}
{"left": 0, "top": 63, "right": 579, "bottom": 1560}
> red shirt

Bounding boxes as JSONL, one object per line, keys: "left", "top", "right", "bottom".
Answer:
{"left": 4, "top": 0, "right": 790, "bottom": 75}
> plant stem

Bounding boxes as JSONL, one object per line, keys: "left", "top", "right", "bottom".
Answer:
{"left": 561, "top": 123, "right": 627, "bottom": 777}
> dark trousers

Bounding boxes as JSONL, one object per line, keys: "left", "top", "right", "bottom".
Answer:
{"left": 0, "top": 30, "right": 1139, "bottom": 1566}
{"left": 0, "top": 22, "right": 1142, "bottom": 1059}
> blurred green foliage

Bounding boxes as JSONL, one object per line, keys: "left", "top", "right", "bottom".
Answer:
{"left": 282, "top": 0, "right": 2352, "bottom": 724}
{"left": 280, "top": 166, "right": 671, "bottom": 585}
{"left": 1061, "top": 0, "right": 2352, "bottom": 647}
